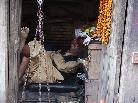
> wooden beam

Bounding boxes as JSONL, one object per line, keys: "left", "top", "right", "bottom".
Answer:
{"left": 8, "top": 0, "right": 22, "bottom": 103}
{"left": 0, "top": 0, "right": 9, "bottom": 103}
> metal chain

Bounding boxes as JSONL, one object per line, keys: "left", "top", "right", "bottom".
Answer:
{"left": 20, "top": 58, "right": 31, "bottom": 102}
{"left": 21, "top": 0, "right": 52, "bottom": 102}
{"left": 36, "top": 0, "right": 51, "bottom": 102}
{"left": 21, "top": 0, "right": 45, "bottom": 102}
{"left": 36, "top": 0, "right": 44, "bottom": 102}
{"left": 35, "top": 0, "right": 44, "bottom": 44}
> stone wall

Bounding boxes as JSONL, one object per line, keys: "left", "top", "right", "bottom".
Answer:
{"left": 98, "top": 0, "right": 138, "bottom": 103}
{"left": 118, "top": 0, "right": 138, "bottom": 103}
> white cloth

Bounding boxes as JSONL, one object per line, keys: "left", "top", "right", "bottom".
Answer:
{"left": 75, "top": 29, "right": 91, "bottom": 45}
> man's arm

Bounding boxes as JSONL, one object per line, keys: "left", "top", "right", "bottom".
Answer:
{"left": 19, "top": 56, "right": 30, "bottom": 81}
{"left": 19, "top": 43, "right": 30, "bottom": 81}
{"left": 53, "top": 53, "right": 80, "bottom": 73}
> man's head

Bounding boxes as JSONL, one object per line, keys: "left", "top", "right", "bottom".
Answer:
{"left": 69, "top": 36, "right": 85, "bottom": 56}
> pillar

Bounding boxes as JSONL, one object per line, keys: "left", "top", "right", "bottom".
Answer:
{"left": 85, "top": 43, "right": 102, "bottom": 103}
{"left": 0, "top": 0, "right": 9, "bottom": 103}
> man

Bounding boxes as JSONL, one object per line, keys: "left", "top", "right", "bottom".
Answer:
{"left": 52, "top": 36, "right": 85, "bottom": 73}
{"left": 20, "top": 39, "right": 64, "bottom": 83}
{"left": 19, "top": 28, "right": 84, "bottom": 84}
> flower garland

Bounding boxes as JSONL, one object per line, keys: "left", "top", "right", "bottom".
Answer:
{"left": 81, "top": 0, "right": 112, "bottom": 45}
{"left": 96, "top": 0, "right": 112, "bottom": 45}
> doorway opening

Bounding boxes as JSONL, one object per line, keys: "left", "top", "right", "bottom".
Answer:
{"left": 19, "top": 0, "right": 100, "bottom": 102}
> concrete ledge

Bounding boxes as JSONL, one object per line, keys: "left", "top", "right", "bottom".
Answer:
{"left": 88, "top": 44, "right": 102, "bottom": 50}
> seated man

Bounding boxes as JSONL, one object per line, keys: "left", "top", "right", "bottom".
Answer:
{"left": 52, "top": 37, "right": 84, "bottom": 73}
{"left": 21, "top": 40, "right": 64, "bottom": 83}
{"left": 19, "top": 27, "right": 64, "bottom": 83}
{"left": 19, "top": 28, "right": 85, "bottom": 84}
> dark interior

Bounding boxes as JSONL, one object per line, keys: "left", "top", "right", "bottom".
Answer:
{"left": 20, "top": 0, "right": 99, "bottom": 102}
{"left": 22, "top": 0, "right": 99, "bottom": 52}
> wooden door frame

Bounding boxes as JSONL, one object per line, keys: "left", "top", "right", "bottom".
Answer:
{"left": 2, "top": 0, "right": 125, "bottom": 103}
{"left": 8, "top": 0, "right": 22, "bottom": 102}
{"left": 0, "top": 0, "right": 9, "bottom": 103}
{"left": 0, "top": 0, "right": 22, "bottom": 102}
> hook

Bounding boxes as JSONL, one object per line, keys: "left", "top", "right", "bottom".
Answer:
{"left": 37, "top": 0, "right": 44, "bottom": 6}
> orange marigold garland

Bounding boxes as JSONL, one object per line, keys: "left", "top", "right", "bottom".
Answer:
{"left": 96, "top": 0, "right": 112, "bottom": 45}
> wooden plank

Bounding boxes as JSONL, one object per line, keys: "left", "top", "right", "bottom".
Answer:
{"left": 8, "top": 0, "right": 22, "bottom": 103}
{"left": 85, "top": 44, "right": 102, "bottom": 103}
{"left": 88, "top": 44, "right": 102, "bottom": 79}
{"left": 0, "top": 0, "right": 9, "bottom": 103}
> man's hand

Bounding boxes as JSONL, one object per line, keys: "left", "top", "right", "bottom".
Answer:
{"left": 77, "top": 58, "right": 89, "bottom": 71}
{"left": 21, "top": 27, "right": 29, "bottom": 39}
{"left": 20, "top": 27, "right": 29, "bottom": 52}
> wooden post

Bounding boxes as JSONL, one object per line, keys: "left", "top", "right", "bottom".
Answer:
{"left": 8, "top": 0, "right": 22, "bottom": 103}
{"left": 85, "top": 43, "right": 102, "bottom": 103}
{"left": 88, "top": 43, "right": 102, "bottom": 80}
{"left": 0, "top": 0, "right": 9, "bottom": 103}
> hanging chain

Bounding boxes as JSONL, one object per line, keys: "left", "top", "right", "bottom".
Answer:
{"left": 20, "top": 58, "right": 31, "bottom": 102}
{"left": 36, "top": 0, "right": 44, "bottom": 102}
{"left": 35, "top": 0, "right": 45, "bottom": 45}
{"left": 21, "top": 0, "right": 45, "bottom": 103}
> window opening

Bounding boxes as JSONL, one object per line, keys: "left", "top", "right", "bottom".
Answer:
{"left": 19, "top": 0, "right": 101, "bottom": 103}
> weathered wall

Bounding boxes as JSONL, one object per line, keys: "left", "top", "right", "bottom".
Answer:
{"left": 0, "top": 0, "right": 9, "bottom": 103}
{"left": 118, "top": 0, "right": 138, "bottom": 103}
{"left": 98, "top": 0, "right": 127, "bottom": 103}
